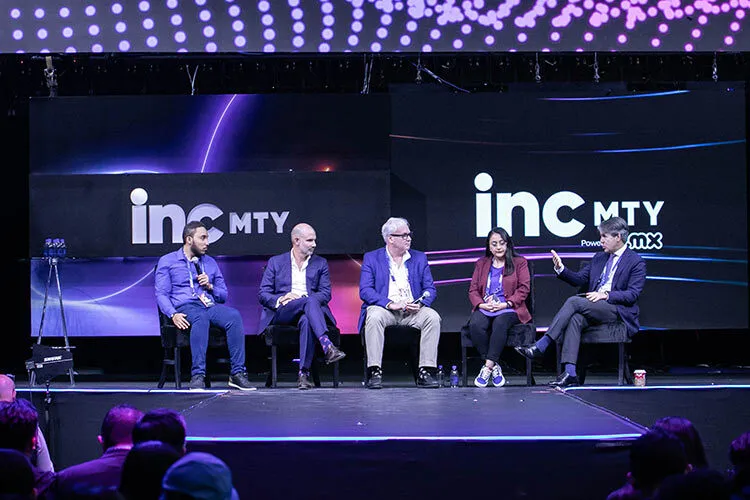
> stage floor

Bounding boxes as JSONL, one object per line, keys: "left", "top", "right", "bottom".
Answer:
{"left": 181, "top": 387, "right": 644, "bottom": 441}
{"left": 23, "top": 377, "right": 750, "bottom": 499}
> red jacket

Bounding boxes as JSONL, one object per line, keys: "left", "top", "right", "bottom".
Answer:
{"left": 468, "top": 255, "right": 532, "bottom": 324}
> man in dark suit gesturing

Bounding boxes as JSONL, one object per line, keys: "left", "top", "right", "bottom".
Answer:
{"left": 259, "top": 223, "right": 346, "bottom": 389}
{"left": 516, "top": 216, "right": 646, "bottom": 387}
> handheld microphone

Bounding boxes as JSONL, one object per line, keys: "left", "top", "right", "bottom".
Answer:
{"left": 190, "top": 257, "right": 202, "bottom": 277}
{"left": 411, "top": 290, "right": 431, "bottom": 304}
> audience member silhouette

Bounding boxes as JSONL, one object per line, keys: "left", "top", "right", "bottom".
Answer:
{"left": 117, "top": 440, "right": 181, "bottom": 500}
{"left": 54, "top": 404, "right": 143, "bottom": 499}
{"left": 0, "top": 399, "right": 55, "bottom": 499}
{"left": 132, "top": 408, "right": 187, "bottom": 455}
{"left": 652, "top": 468, "right": 731, "bottom": 500}
{"left": 729, "top": 431, "right": 750, "bottom": 500}
{"left": 161, "top": 452, "right": 239, "bottom": 500}
{"left": 607, "top": 428, "right": 690, "bottom": 500}
{"left": 653, "top": 416, "right": 709, "bottom": 469}
{"left": 0, "top": 448, "right": 36, "bottom": 499}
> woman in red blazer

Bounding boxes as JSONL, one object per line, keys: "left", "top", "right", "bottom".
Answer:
{"left": 467, "top": 227, "right": 531, "bottom": 388}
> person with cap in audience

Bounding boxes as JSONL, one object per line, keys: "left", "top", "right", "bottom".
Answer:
{"left": 54, "top": 404, "right": 144, "bottom": 499}
{"left": 160, "top": 452, "right": 239, "bottom": 500}
{"left": 0, "top": 374, "right": 54, "bottom": 473}
{"left": 0, "top": 399, "right": 55, "bottom": 498}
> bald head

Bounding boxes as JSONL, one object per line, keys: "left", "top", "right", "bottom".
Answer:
{"left": 0, "top": 375, "right": 15, "bottom": 402}
{"left": 291, "top": 223, "right": 317, "bottom": 259}
{"left": 291, "top": 223, "right": 314, "bottom": 240}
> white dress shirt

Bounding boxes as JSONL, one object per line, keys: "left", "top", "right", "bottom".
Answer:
{"left": 276, "top": 251, "right": 310, "bottom": 308}
{"left": 386, "top": 248, "right": 413, "bottom": 304}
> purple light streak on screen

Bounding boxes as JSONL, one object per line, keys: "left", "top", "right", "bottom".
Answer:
{"left": 200, "top": 94, "right": 239, "bottom": 173}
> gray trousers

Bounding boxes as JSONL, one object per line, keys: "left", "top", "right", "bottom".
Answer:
{"left": 364, "top": 305, "right": 441, "bottom": 368}
{"left": 545, "top": 296, "right": 618, "bottom": 365}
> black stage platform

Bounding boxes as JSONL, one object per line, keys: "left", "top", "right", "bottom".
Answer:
{"left": 20, "top": 378, "right": 750, "bottom": 500}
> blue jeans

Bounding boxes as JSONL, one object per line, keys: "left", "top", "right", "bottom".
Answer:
{"left": 271, "top": 296, "right": 330, "bottom": 369}
{"left": 177, "top": 302, "right": 246, "bottom": 377}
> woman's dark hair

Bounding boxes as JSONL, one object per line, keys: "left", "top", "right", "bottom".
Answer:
{"left": 653, "top": 416, "right": 709, "bottom": 469}
{"left": 484, "top": 227, "right": 518, "bottom": 276}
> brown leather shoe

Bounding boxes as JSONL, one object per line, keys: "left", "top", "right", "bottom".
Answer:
{"left": 324, "top": 345, "right": 346, "bottom": 364}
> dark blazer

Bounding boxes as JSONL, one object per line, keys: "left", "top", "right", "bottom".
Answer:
{"left": 358, "top": 248, "right": 437, "bottom": 331}
{"left": 558, "top": 247, "right": 646, "bottom": 336}
{"left": 53, "top": 447, "right": 130, "bottom": 499}
{"left": 258, "top": 253, "right": 336, "bottom": 331}
{"left": 468, "top": 256, "right": 532, "bottom": 324}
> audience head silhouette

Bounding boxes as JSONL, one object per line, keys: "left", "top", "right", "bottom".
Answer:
{"left": 0, "top": 399, "right": 38, "bottom": 456}
{"left": 653, "top": 416, "right": 708, "bottom": 469}
{"left": 133, "top": 408, "right": 187, "bottom": 455}
{"left": 99, "top": 404, "right": 144, "bottom": 451}
{"left": 119, "top": 440, "right": 182, "bottom": 500}
{"left": 161, "top": 452, "right": 239, "bottom": 500}
{"left": 628, "top": 428, "right": 689, "bottom": 496}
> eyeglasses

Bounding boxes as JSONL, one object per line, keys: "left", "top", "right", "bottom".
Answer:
{"left": 390, "top": 232, "right": 413, "bottom": 239}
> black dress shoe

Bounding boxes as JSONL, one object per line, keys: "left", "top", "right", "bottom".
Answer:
{"left": 366, "top": 367, "right": 382, "bottom": 389}
{"left": 514, "top": 344, "right": 543, "bottom": 360}
{"left": 297, "top": 372, "right": 313, "bottom": 390}
{"left": 416, "top": 368, "right": 440, "bottom": 388}
{"left": 325, "top": 345, "right": 346, "bottom": 364}
{"left": 549, "top": 372, "right": 580, "bottom": 388}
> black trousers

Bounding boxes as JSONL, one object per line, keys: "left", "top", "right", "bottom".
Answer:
{"left": 468, "top": 310, "right": 520, "bottom": 363}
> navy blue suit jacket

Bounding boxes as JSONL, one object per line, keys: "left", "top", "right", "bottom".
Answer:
{"left": 558, "top": 247, "right": 646, "bottom": 336}
{"left": 258, "top": 253, "right": 336, "bottom": 332}
{"left": 358, "top": 248, "right": 437, "bottom": 331}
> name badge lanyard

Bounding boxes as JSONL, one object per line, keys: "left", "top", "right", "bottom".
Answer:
{"left": 186, "top": 258, "right": 198, "bottom": 297}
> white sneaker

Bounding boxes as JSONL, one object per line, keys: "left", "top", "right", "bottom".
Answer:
{"left": 474, "top": 365, "right": 492, "bottom": 388}
{"left": 491, "top": 364, "right": 506, "bottom": 387}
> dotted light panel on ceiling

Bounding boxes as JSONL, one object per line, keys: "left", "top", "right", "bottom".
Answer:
{"left": 4, "top": 0, "right": 748, "bottom": 54}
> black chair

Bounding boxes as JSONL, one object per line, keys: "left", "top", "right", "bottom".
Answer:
{"left": 157, "top": 308, "right": 229, "bottom": 389}
{"left": 360, "top": 317, "right": 421, "bottom": 385}
{"left": 460, "top": 261, "right": 536, "bottom": 387}
{"left": 261, "top": 324, "right": 341, "bottom": 388}
{"left": 553, "top": 261, "right": 634, "bottom": 386}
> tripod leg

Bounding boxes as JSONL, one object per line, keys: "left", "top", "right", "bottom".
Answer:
{"left": 37, "top": 262, "right": 54, "bottom": 342}
{"left": 53, "top": 262, "right": 75, "bottom": 386}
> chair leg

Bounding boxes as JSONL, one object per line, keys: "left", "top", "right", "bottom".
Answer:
{"left": 362, "top": 335, "right": 368, "bottom": 386}
{"left": 311, "top": 361, "right": 322, "bottom": 388}
{"left": 618, "top": 343, "right": 625, "bottom": 386}
{"left": 271, "top": 345, "right": 278, "bottom": 388}
{"left": 174, "top": 347, "right": 182, "bottom": 389}
{"left": 333, "top": 361, "right": 340, "bottom": 388}
{"left": 623, "top": 347, "right": 633, "bottom": 385}
{"left": 461, "top": 345, "right": 468, "bottom": 388}
{"left": 526, "top": 358, "right": 533, "bottom": 386}
{"left": 555, "top": 341, "right": 562, "bottom": 376}
{"left": 158, "top": 348, "right": 169, "bottom": 388}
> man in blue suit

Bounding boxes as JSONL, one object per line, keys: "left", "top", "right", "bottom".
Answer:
{"left": 259, "top": 223, "right": 346, "bottom": 389}
{"left": 359, "top": 217, "right": 441, "bottom": 389}
{"left": 516, "top": 216, "right": 647, "bottom": 387}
